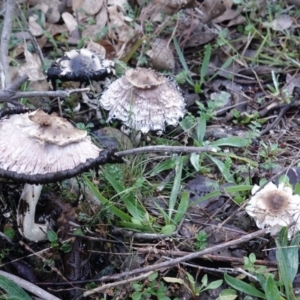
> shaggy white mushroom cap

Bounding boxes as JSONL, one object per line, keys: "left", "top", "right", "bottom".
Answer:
{"left": 246, "top": 182, "right": 300, "bottom": 238}
{"left": 0, "top": 109, "right": 101, "bottom": 175}
{"left": 99, "top": 68, "right": 186, "bottom": 134}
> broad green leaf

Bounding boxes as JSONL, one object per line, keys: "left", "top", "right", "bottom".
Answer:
{"left": 173, "top": 190, "right": 189, "bottom": 224}
{"left": 224, "top": 273, "right": 266, "bottom": 299}
{"left": 295, "top": 183, "right": 300, "bottom": 195}
{"left": 210, "top": 137, "right": 249, "bottom": 148}
{"left": 276, "top": 229, "right": 299, "bottom": 298}
{"left": 148, "top": 272, "right": 158, "bottom": 281}
{"left": 160, "top": 224, "right": 176, "bottom": 235}
{"left": 216, "top": 289, "right": 237, "bottom": 300}
{"left": 84, "top": 176, "right": 131, "bottom": 221}
{"left": 205, "top": 279, "right": 223, "bottom": 290}
{"left": 163, "top": 277, "right": 185, "bottom": 284}
{"left": 47, "top": 230, "right": 58, "bottom": 243}
{"left": 132, "top": 291, "right": 143, "bottom": 300}
{"left": 265, "top": 275, "right": 281, "bottom": 300}
{"left": 0, "top": 275, "right": 31, "bottom": 300}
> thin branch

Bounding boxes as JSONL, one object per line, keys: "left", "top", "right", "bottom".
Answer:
{"left": 0, "top": 0, "right": 16, "bottom": 87}
{"left": 115, "top": 145, "right": 216, "bottom": 157}
{"left": 9, "top": 88, "right": 91, "bottom": 100}
{"left": 37, "top": 228, "right": 268, "bottom": 288}
{"left": 84, "top": 271, "right": 155, "bottom": 296}
{"left": 0, "top": 270, "right": 61, "bottom": 300}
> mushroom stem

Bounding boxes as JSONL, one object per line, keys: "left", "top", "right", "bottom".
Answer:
{"left": 17, "top": 184, "right": 48, "bottom": 242}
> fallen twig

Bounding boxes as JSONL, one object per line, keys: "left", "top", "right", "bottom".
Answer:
{"left": 83, "top": 228, "right": 268, "bottom": 297}
{"left": 0, "top": 75, "right": 90, "bottom": 103}
{"left": 115, "top": 145, "right": 216, "bottom": 157}
{"left": 83, "top": 271, "right": 154, "bottom": 296}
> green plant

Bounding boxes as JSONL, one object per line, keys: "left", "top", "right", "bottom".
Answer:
{"left": 194, "top": 230, "right": 208, "bottom": 250}
{"left": 84, "top": 155, "right": 189, "bottom": 236}
{"left": 47, "top": 230, "right": 72, "bottom": 253}
{"left": 180, "top": 100, "right": 255, "bottom": 184}
{"left": 132, "top": 272, "right": 173, "bottom": 300}
{"left": 224, "top": 228, "right": 300, "bottom": 300}
{"left": 164, "top": 272, "right": 223, "bottom": 299}
{"left": 267, "top": 71, "right": 292, "bottom": 103}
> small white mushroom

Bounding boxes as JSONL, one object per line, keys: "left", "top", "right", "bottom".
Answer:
{"left": 246, "top": 182, "right": 300, "bottom": 238}
{"left": 99, "top": 68, "right": 186, "bottom": 134}
{"left": 0, "top": 108, "right": 113, "bottom": 242}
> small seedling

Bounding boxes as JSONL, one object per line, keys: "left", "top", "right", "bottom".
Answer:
{"left": 194, "top": 230, "right": 208, "bottom": 250}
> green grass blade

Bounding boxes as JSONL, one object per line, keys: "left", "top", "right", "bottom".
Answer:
{"left": 102, "top": 171, "right": 145, "bottom": 220}
{"left": 196, "top": 116, "right": 207, "bottom": 144}
{"left": 191, "top": 185, "right": 253, "bottom": 206}
{"left": 84, "top": 176, "right": 131, "bottom": 221}
{"left": 173, "top": 37, "right": 194, "bottom": 85}
{"left": 169, "top": 157, "right": 183, "bottom": 219}
{"left": 200, "top": 44, "right": 211, "bottom": 86}
{"left": 265, "top": 275, "right": 281, "bottom": 300}
{"left": 224, "top": 273, "right": 266, "bottom": 299}
{"left": 173, "top": 190, "right": 189, "bottom": 224}
{"left": 210, "top": 137, "right": 249, "bottom": 148}
{"left": 0, "top": 275, "right": 31, "bottom": 300}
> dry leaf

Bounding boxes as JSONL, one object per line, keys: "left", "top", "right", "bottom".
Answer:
{"left": 72, "top": 0, "right": 84, "bottom": 11}
{"left": 28, "top": 15, "right": 44, "bottom": 36}
{"left": 96, "top": 6, "right": 108, "bottom": 27}
{"left": 271, "top": 15, "right": 293, "bottom": 31}
{"left": 201, "top": 0, "right": 226, "bottom": 23}
{"left": 86, "top": 40, "right": 107, "bottom": 58}
{"left": 62, "top": 12, "right": 78, "bottom": 32}
{"left": 146, "top": 39, "right": 175, "bottom": 71}
{"left": 82, "top": 0, "right": 104, "bottom": 15}
{"left": 46, "top": 1, "right": 61, "bottom": 23}
{"left": 18, "top": 50, "right": 46, "bottom": 81}
{"left": 214, "top": 8, "right": 242, "bottom": 23}
{"left": 107, "top": 5, "right": 136, "bottom": 42}
{"left": 45, "top": 23, "right": 68, "bottom": 36}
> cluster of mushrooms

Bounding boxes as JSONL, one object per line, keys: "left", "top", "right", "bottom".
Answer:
{"left": 1, "top": 48, "right": 296, "bottom": 242}
{"left": 0, "top": 49, "right": 187, "bottom": 242}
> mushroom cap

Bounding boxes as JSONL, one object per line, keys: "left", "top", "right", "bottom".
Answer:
{"left": 0, "top": 108, "right": 115, "bottom": 184}
{"left": 46, "top": 49, "right": 115, "bottom": 83}
{"left": 246, "top": 182, "right": 300, "bottom": 238}
{"left": 98, "top": 68, "right": 186, "bottom": 133}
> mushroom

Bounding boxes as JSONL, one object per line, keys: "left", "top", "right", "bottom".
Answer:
{"left": 46, "top": 49, "right": 115, "bottom": 88}
{"left": 0, "top": 107, "right": 116, "bottom": 242}
{"left": 246, "top": 182, "right": 300, "bottom": 238}
{"left": 98, "top": 68, "right": 186, "bottom": 134}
